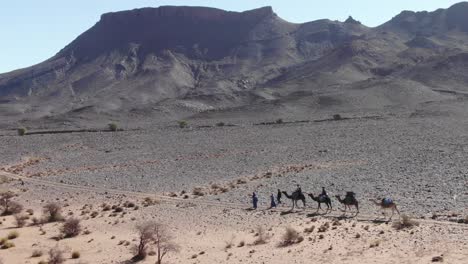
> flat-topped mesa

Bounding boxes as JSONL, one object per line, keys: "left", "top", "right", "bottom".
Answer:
{"left": 58, "top": 6, "right": 277, "bottom": 61}
{"left": 100, "top": 6, "right": 275, "bottom": 23}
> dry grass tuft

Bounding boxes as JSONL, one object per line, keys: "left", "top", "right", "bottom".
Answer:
{"left": 252, "top": 226, "right": 269, "bottom": 245}
{"left": 71, "top": 251, "right": 80, "bottom": 259}
{"left": 7, "top": 231, "right": 19, "bottom": 240}
{"left": 192, "top": 187, "right": 205, "bottom": 197}
{"left": 48, "top": 246, "right": 65, "bottom": 264}
{"left": 278, "top": 227, "right": 303, "bottom": 247}
{"left": 392, "top": 215, "right": 420, "bottom": 230}
{"left": 31, "top": 249, "right": 43, "bottom": 257}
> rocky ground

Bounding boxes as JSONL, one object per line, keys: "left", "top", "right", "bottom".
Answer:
{"left": 0, "top": 110, "right": 467, "bottom": 263}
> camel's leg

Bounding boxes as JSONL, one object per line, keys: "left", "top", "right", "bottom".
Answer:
{"left": 394, "top": 205, "right": 400, "bottom": 216}
{"left": 354, "top": 204, "right": 359, "bottom": 216}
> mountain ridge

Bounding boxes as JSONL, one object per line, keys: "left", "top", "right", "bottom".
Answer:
{"left": 1, "top": 3, "right": 468, "bottom": 127}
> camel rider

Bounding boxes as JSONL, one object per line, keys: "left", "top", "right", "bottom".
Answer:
{"left": 321, "top": 187, "right": 327, "bottom": 197}
{"left": 295, "top": 184, "right": 302, "bottom": 196}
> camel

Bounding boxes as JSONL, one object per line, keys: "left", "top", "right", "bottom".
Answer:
{"left": 281, "top": 191, "right": 306, "bottom": 210}
{"left": 335, "top": 193, "right": 359, "bottom": 216}
{"left": 308, "top": 193, "right": 332, "bottom": 212}
{"left": 370, "top": 198, "right": 400, "bottom": 221}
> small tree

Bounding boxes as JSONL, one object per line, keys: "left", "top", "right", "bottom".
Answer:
{"left": 43, "top": 203, "right": 63, "bottom": 222}
{"left": 61, "top": 218, "right": 81, "bottom": 238}
{"left": 17, "top": 127, "right": 27, "bottom": 136}
{"left": 0, "top": 191, "right": 21, "bottom": 215}
{"left": 14, "top": 213, "right": 29, "bottom": 228}
{"left": 108, "top": 123, "right": 118, "bottom": 131}
{"left": 132, "top": 221, "right": 179, "bottom": 264}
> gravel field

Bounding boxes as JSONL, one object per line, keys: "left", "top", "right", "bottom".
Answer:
{"left": 1, "top": 113, "right": 467, "bottom": 217}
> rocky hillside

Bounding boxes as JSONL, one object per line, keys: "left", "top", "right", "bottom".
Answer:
{"left": 1, "top": 3, "right": 468, "bottom": 126}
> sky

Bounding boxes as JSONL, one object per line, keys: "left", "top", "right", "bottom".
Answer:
{"left": 0, "top": 0, "right": 462, "bottom": 73}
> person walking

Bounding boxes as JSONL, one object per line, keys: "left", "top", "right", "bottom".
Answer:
{"left": 252, "top": 192, "right": 258, "bottom": 209}
{"left": 277, "top": 189, "right": 282, "bottom": 205}
{"left": 270, "top": 194, "right": 277, "bottom": 209}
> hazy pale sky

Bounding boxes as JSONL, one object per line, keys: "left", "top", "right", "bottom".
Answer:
{"left": 0, "top": 0, "right": 462, "bottom": 73}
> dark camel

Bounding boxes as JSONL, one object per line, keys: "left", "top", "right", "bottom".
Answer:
{"left": 335, "top": 193, "right": 359, "bottom": 215}
{"left": 370, "top": 198, "right": 400, "bottom": 221}
{"left": 281, "top": 191, "right": 306, "bottom": 210}
{"left": 308, "top": 193, "right": 332, "bottom": 212}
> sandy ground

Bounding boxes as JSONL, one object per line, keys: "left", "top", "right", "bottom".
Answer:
{"left": 0, "top": 113, "right": 467, "bottom": 263}
{"left": 0, "top": 179, "right": 466, "bottom": 264}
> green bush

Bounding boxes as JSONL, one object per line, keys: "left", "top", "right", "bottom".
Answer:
{"left": 108, "top": 123, "right": 118, "bottom": 131}
{"left": 178, "top": 120, "right": 188, "bottom": 128}
{"left": 17, "top": 128, "right": 27, "bottom": 136}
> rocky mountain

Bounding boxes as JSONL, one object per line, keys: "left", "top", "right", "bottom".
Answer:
{"left": 1, "top": 3, "right": 468, "bottom": 126}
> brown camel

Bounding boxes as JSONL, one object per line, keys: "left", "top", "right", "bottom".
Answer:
{"left": 308, "top": 193, "right": 332, "bottom": 212}
{"left": 281, "top": 191, "right": 306, "bottom": 210}
{"left": 335, "top": 193, "right": 359, "bottom": 215}
{"left": 370, "top": 198, "right": 400, "bottom": 220}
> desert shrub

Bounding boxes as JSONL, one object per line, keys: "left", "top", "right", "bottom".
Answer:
{"left": 26, "top": 208, "right": 34, "bottom": 215}
{"left": 304, "top": 226, "right": 315, "bottom": 233}
{"left": 31, "top": 249, "right": 43, "bottom": 257}
{"left": 108, "top": 123, "right": 118, "bottom": 131}
{"left": 14, "top": 213, "right": 29, "bottom": 227}
{"left": 48, "top": 246, "right": 65, "bottom": 264}
{"left": 278, "top": 227, "right": 303, "bottom": 247}
{"left": 216, "top": 122, "right": 225, "bottom": 127}
{"left": 31, "top": 217, "right": 41, "bottom": 226}
{"left": 114, "top": 206, "right": 124, "bottom": 213}
{"left": 237, "top": 241, "right": 245, "bottom": 247}
{"left": 0, "top": 238, "right": 7, "bottom": 245}
{"left": 8, "top": 201, "right": 23, "bottom": 215}
{"left": 253, "top": 226, "right": 268, "bottom": 245}
{"left": 123, "top": 201, "right": 135, "bottom": 208}
{"left": 392, "top": 215, "right": 420, "bottom": 230}
{"left": 1, "top": 241, "right": 15, "bottom": 249}
{"left": 7, "top": 231, "right": 19, "bottom": 239}
{"left": 276, "top": 118, "right": 283, "bottom": 124}
{"left": 0, "top": 191, "right": 22, "bottom": 215}
{"left": 192, "top": 187, "right": 205, "bottom": 197}
{"left": 333, "top": 114, "right": 342, "bottom": 120}
{"left": 17, "top": 127, "right": 27, "bottom": 136}
{"left": 178, "top": 120, "right": 188, "bottom": 128}
{"left": 43, "top": 203, "right": 63, "bottom": 222}
{"left": 71, "top": 251, "right": 80, "bottom": 259}
{"left": 60, "top": 218, "right": 81, "bottom": 238}
{"left": 38, "top": 261, "right": 47, "bottom": 264}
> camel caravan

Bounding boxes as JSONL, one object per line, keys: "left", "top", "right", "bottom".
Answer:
{"left": 255, "top": 186, "right": 401, "bottom": 221}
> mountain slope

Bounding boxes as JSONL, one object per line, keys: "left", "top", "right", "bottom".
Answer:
{"left": 1, "top": 3, "right": 468, "bottom": 126}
